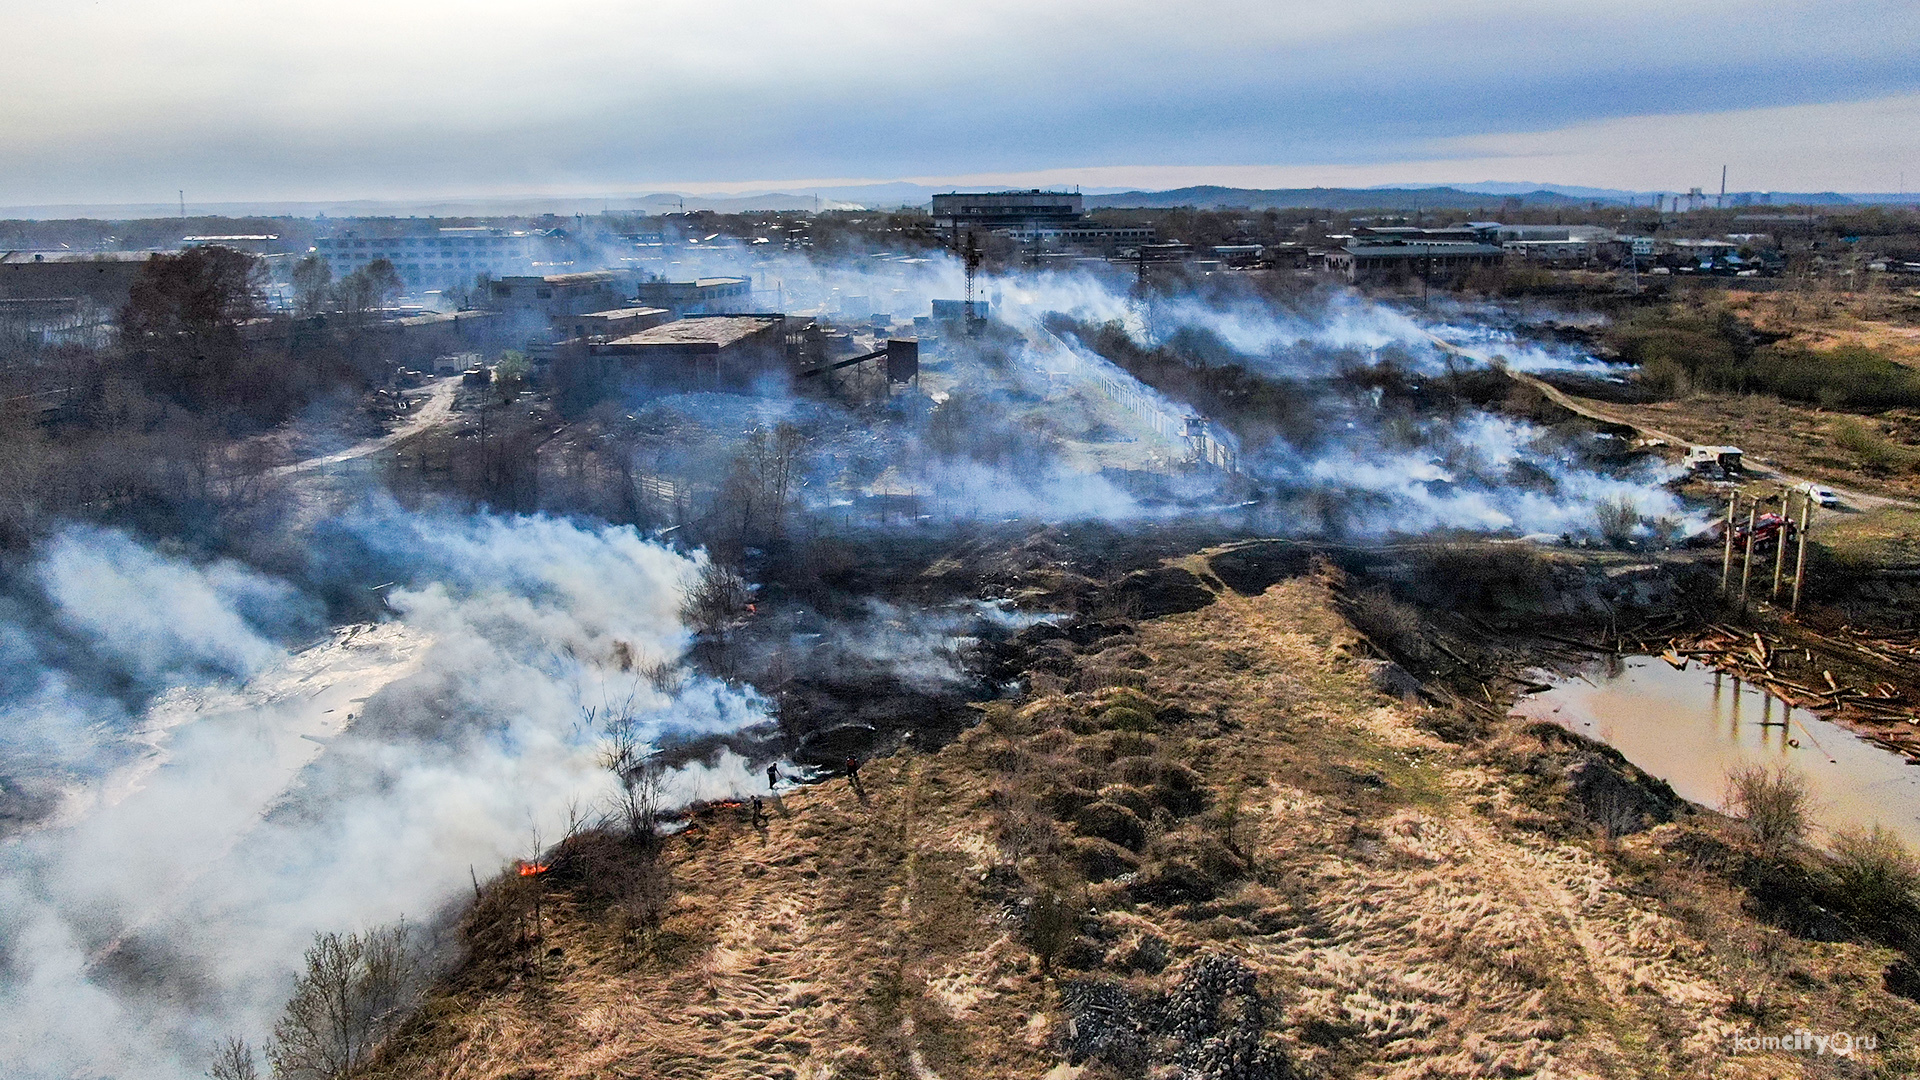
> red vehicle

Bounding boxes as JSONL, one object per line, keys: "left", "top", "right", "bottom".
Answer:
{"left": 1703, "top": 512, "right": 1795, "bottom": 547}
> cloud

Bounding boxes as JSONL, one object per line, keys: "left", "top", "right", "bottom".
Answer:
{"left": 0, "top": 0, "right": 1914, "bottom": 202}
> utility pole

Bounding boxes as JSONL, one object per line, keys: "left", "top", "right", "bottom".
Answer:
{"left": 1771, "top": 491, "right": 1789, "bottom": 601}
{"left": 1719, "top": 165, "right": 1727, "bottom": 209}
{"left": 1720, "top": 491, "right": 1738, "bottom": 593}
{"left": 1738, "top": 502, "right": 1759, "bottom": 607}
{"left": 962, "top": 231, "right": 982, "bottom": 337}
{"left": 1792, "top": 494, "right": 1812, "bottom": 613}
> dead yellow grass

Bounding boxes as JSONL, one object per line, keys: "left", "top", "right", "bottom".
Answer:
{"left": 365, "top": 572, "right": 1920, "bottom": 1080}
{"left": 1727, "top": 289, "right": 1920, "bottom": 370}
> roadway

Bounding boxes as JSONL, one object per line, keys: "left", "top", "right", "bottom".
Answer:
{"left": 272, "top": 375, "right": 460, "bottom": 477}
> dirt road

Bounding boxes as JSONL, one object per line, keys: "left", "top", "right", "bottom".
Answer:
{"left": 272, "top": 376, "right": 460, "bottom": 477}
{"left": 1428, "top": 331, "right": 1918, "bottom": 513}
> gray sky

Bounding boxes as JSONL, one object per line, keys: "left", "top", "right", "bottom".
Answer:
{"left": 3, "top": 0, "right": 1917, "bottom": 206}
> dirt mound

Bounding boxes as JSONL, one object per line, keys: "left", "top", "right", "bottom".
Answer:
{"left": 1105, "top": 565, "right": 1216, "bottom": 618}
{"left": 1207, "top": 541, "right": 1317, "bottom": 596}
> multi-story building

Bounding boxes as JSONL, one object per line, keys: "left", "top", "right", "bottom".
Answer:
{"left": 632, "top": 276, "right": 753, "bottom": 314}
{"left": 311, "top": 228, "right": 539, "bottom": 288}
{"left": 930, "top": 190, "right": 1084, "bottom": 230}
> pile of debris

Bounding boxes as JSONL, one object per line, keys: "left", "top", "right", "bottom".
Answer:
{"left": 1666, "top": 625, "right": 1920, "bottom": 760}
{"left": 1061, "top": 953, "right": 1293, "bottom": 1079}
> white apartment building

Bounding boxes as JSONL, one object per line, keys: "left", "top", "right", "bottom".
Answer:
{"left": 311, "top": 228, "right": 538, "bottom": 288}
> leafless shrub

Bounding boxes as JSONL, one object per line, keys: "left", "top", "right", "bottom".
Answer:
{"left": 1594, "top": 495, "right": 1643, "bottom": 547}
{"left": 679, "top": 560, "right": 751, "bottom": 636}
{"left": 1724, "top": 763, "right": 1810, "bottom": 856}
{"left": 591, "top": 697, "right": 664, "bottom": 843}
{"left": 1827, "top": 825, "right": 1920, "bottom": 915}
{"left": 206, "top": 1037, "right": 258, "bottom": 1080}
{"left": 1343, "top": 585, "right": 1431, "bottom": 665}
{"left": 1585, "top": 782, "right": 1645, "bottom": 848}
{"left": 267, "top": 922, "right": 420, "bottom": 1079}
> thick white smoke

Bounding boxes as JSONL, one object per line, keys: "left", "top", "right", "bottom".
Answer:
{"left": 0, "top": 515, "right": 770, "bottom": 1079}
{"left": 593, "top": 241, "right": 1690, "bottom": 538}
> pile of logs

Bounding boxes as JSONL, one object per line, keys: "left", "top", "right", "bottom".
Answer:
{"left": 1666, "top": 626, "right": 1920, "bottom": 760}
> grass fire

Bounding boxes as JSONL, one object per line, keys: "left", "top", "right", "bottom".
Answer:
{"left": 8, "top": 27, "right": 1920, "bottom": 1075}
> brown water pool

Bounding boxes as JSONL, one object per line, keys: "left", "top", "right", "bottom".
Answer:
{"left": 1511, "top": 656, "right": 1920, "bottom": 849}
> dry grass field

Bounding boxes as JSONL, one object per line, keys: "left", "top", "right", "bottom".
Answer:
{"left": 362, "top": 568, "right": 1920, "bottom": 1079}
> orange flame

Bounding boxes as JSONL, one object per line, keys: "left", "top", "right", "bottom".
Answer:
{"left": 517, "top": 862, "right": 550, "bottom": 877}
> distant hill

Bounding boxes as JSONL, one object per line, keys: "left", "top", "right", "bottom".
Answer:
{"left": 1084, "top": 186, "right": 1600, "bottom": 211}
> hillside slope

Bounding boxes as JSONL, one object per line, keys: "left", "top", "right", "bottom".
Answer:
{"left": 364, "top": 566, "right": 1920, "bottom": 1079}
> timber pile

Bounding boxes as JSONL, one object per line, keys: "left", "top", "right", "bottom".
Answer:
{"left": 1668, "top": 626, "right": 1920, "bottom": 762}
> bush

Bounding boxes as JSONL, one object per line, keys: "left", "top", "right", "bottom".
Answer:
{"left": 1614, "top": 306, "right": 1920, "bottom": 412}
{"left": 1593, "top": 495, "right": 1644, "bottom": 547}
{"left": 1068, "top": 837, "right": 1140, "bottom": 882}
{"left": 679, "top": 560, "right": 751, "bottom": 635}
{"left": 1724, "top": 763, "right": 1811, "bottom": 856}
{"left": 1343, "top": 585, "right": 1431, "bottom": 664}
{"left": 1024, "top": 886, "right": 1077, "bottom": 972}
{"left": 1826, "top": 825, "right": 1920, "bottom": 915}
{"left": 1098, "top": 706, "right": 1156, "bottom": 732}
{"left": 1830, "top": 418, "right": 1914, "bottom": 474}
{"left": 1073, "top": 800, "right": 1148, "bottom": 850}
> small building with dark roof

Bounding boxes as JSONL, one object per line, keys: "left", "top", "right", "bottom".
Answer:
{"left": 587, "top": 314, "right": 788, "bottom": 388}
{"left": 552, "top": 306, "right": 673, "bottom": 341}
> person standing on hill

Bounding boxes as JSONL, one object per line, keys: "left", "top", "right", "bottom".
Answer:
{"left": 844, "top": 756, "right": 862, "bottom": 795}
{"left": 766, "top": 762, "right": 780, "bottom": 792}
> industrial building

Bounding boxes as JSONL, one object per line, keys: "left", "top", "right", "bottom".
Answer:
{"left": 1325, "top": 240, "right": 1506, "bottom": 283}
{"left": 632, "top": 276, "right": 753, "bottom": 314}
{"left": 0, "top": 250, "right": 154, "bottom": 310}
{"left": 930, "top": 190, "right": 1155, "bottom": 253}
{"left": 488, "top": 272, "right": 623, "bottom": 320}
{"left": 312, "top": 227, "right": 540, "bottom": 287}
{"left": 931, "top": 190, "right": 1084, "bottom": 230}
{"left": 552, "top": 307, "right": 673, "bottom": 341}
{"left": 587, "top": 314, "right": 788, "bottom": 389}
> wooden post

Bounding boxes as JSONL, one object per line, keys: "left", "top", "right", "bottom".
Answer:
{"left": 1720, "top": 491, "right": 1738, "bottom": 594}
{"left": 1792, "top": 492, "right": 1812, "bottom": 612}
{"left": 1771, "top": 492, "right": 1790, "bottom": 601}
{"left": 1739, "top": 503, "right": 1758, "bottom": 606}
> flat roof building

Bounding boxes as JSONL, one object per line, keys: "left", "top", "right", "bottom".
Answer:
{"left": 931, "top": 190, "right": 1084, "bottom": 230}
{"left": 632, "top": 276, "right": 753, "bottom": 314}
{"left": 488, "top": 272, "right": 622, "bottom": 319}
{"left": 1325, "top": 242, "right": 1505, "bottom": 283}
{"left": 315, "top": 228, "right": 540, "bottom": 289}
{"left": 553, "top": 307, "right": 674, "bottom": 341}
{"left": 588, "top": 314, "right": 788, "bottom": 389}
{"left": 0, "top": 250, "right": 155, "bottom": 309}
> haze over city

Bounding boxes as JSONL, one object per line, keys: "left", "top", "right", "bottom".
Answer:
{"left": 9, "top": 3, "right": 1920, "bottom": 1079}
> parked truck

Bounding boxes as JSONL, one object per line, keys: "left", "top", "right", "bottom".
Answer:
{"left": 1686, "top": 445, "right": 1744, "bottom": 476}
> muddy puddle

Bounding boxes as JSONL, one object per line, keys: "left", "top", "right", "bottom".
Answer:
{"left": 1512, "top": 656, "right": 1920, "bottom": 849}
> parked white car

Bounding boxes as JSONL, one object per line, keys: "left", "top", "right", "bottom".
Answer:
{"left": 1795, "top": 482, "right": 1841, "bottom": 507}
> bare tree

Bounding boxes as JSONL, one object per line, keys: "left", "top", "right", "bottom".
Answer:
{"left": 679, "top": 560, "right": 751, "bottom": 637}
{"left": 362, "top": 259, "right": 403, "bottom": 312}
{"left": 593, "top": 696, "right": 665, "bottom": 841}
{"left": 589, "top": 698, "right": 676, "bottom": 954}
{"left": 291, "top": 256, "right": 332, "bottom": 318}
{"left": 208, "top": 1036, "right": 259, "bottom": 1080}
{"left": 267, "top": 922, "right": 419, "bottom": 1080}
